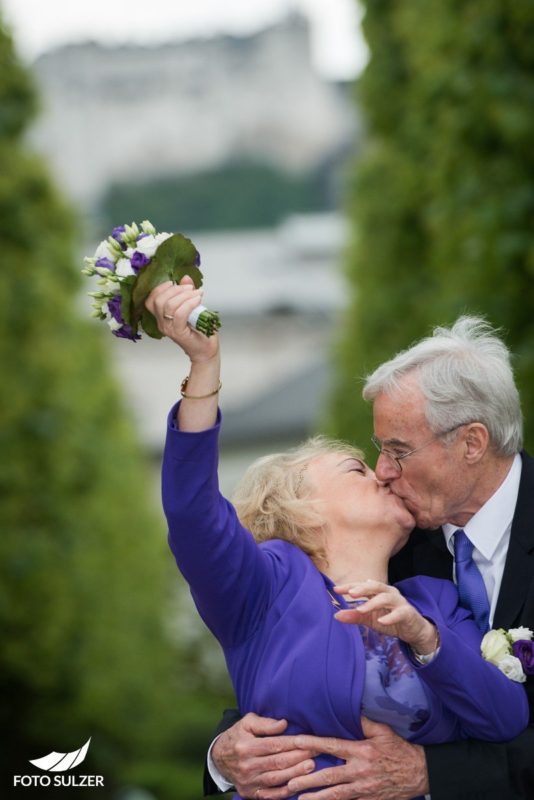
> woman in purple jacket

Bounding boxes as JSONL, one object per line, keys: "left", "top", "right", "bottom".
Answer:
{"left": 146, "top": 281, "right": 528, "bottom": 798}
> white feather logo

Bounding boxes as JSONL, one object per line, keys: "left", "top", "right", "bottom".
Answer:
{"left": 29, "top": 738, "right": 91, "bottom": 772}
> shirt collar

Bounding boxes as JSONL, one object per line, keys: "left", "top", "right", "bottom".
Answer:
{"left": 443, "top": 453, "right": 522, "bottom": 560}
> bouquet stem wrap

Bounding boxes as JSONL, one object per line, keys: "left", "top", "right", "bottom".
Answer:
{"left": 187, "top": 305, "right": 221, "bottom": 337}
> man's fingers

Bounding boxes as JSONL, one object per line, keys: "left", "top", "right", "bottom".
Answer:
{"left": 254, "top": 786, "right": 296, "bottom": 800}
{"left": 360, "top": 716, "right": 394, "bottom": 739}
{"left": 293, "top": 735, "right": 360, "bottom": 759}
{"left": 243, "top": 713, "right": 289, "bottom": 736}
{"left": 288, "top": 764, "right": 354, "bottom": 795}
{"left": 288, "top": 766, "right": 345, "bottom": 791}
{"left": 246, "top": 735, "right": 314, "bottom": 758}
{"left": 257, "top": 757, "right": 315, "bottom": 789}
{"left": 257, "top": 750, "right": 315, "bottom": 775}
{"left": 254, "top": 783, "right": 304, "bottom": 800}
{"left": 243, "top": 733, "right": 306, "bottom": 756}
{"left": 237, "top": 754, "right": 315, "bottom": 800}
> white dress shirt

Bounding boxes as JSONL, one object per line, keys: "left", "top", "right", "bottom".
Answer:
{"left": 207, "top": 737, "right": 234, "bottom": 792}
{"left": 442, "top": 453, "right": 522, "bottom": 627}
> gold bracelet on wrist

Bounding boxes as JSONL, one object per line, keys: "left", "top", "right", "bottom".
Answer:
{"left": 180, "top": 376, "right": 222, "bottom": 399}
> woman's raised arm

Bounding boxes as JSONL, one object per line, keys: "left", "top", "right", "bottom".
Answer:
{"left": 145, "top": 277, "right": 220, "bottom": 432}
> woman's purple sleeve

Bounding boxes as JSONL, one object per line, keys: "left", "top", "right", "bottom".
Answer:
{"left": 401, "top": 577, "right": 529, "bottom": 741}
{"left": 161, "top": 405, "right": 281, "bottom": 648}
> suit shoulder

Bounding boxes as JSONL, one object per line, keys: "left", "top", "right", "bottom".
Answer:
{"left": 520, "top": 450, "right": 534, "bottom": 482}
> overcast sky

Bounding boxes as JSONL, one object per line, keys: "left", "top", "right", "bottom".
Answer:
{"left": 0, "top": 0, "right": 368, "bottom": 79}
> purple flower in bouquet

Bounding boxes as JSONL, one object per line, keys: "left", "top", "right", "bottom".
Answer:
{"left": 107, "top": 294, "right": 141, "bottom": 341}
{"left": 512, "top": 640, "right": 534, "bottom": 675}
{"left": 131, "top": 251, "right": 151, "bottom": 273}
{"left": 96, "top": 257, "right": 116, "bottom": 272}
{"left": 111, "top": 225, "right": 127, "bottom": 248}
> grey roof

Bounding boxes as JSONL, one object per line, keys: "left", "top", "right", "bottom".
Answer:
{"left": 220, "top": 358, "right": 332, "bottom": 445}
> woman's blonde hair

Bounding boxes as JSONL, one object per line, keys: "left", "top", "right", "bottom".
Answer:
{"left": 232, "top": 435, "right": 365, "bottom": 569}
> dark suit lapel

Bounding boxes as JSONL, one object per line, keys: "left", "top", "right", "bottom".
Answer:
{"left": 493, "top": 451, "right": 534, "bottom": 629}
{"left": 389, "top": 523, "right": 453, "bottom": 583}
{"left": 412, "top": 528, "right": 452, "bottom": 579}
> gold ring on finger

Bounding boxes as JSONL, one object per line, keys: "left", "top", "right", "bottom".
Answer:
{"left": 163, "top": 314, "right": 174, "bottom": 321}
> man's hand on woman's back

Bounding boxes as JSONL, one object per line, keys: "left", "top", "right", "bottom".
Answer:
{"left": 212, "top": 715, "right": 429, "bottom": 800}
{"left": 211, "top": 712, "right": 316, "bottom": 799}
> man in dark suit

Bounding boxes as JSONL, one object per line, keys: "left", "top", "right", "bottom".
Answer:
{"left": 206, "top": 317, "right": 534, "bottom": 800}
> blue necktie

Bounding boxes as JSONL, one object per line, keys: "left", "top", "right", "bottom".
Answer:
{"left": 453, "top": 529, "right": 490, "bottom": 633}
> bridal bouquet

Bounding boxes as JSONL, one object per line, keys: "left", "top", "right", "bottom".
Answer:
{"left": 481, "top": 626, "right": 534, "bottom": 682}
{"left": 82, "top": 220, "right": 221, "bottom": 341}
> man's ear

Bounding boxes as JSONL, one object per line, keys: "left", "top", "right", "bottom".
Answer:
{"left": 463, "top": 423, "right": 490, "bottom": 463}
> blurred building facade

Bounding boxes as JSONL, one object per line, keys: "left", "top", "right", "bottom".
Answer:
{"left": 30, "top": 14, "right": 357, "bottom": 207}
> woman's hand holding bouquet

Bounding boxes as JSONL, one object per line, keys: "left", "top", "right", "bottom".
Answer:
{"left": 145, "top": 277, "right": 220, "bottom": 434}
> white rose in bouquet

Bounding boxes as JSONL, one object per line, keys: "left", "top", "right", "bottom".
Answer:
{"left": 135, "top": 232, "right": 173, "bottom": 259}
{"left": 94, "top": 239, "right": 119, "bottom": 263}
{"left": 115, "top": 257, "right": 136, "bottom": 278}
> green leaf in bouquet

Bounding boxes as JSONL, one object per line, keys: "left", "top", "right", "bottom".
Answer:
{"left": 130, "top": 234, "right": 203, "bottom": 330}
{"left": 140, "top": 309, "right": 164, "bottom": 340}
{"left": 120, "top": 276, "right": 137, "bottom": 330}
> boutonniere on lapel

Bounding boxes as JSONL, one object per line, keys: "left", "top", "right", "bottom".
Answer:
{"left": 481, "top": 626, "right": 534, "bottom": 683}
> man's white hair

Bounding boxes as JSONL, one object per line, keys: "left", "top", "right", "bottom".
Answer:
{"left": 363, "top": 316, "right": 523, "bottom": 456}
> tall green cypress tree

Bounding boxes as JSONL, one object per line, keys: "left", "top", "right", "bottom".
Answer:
{"left": 329, "top": 0, "right": 534, "bottom": 449}
{"left": 0, "top": 19, "right": 227, "bottom": 797}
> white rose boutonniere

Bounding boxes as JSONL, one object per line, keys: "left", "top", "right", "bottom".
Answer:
{"left": 481, "top": 627, "right": 534, "bottom": 683}
{"left": 497, "top": 654, "right": 527, "bottom": 683}
{"left": 481, "top": 629, "right": 511, "bottom": 666}
{"left": 508, "top": 627, "right": 533, "bottom": 643}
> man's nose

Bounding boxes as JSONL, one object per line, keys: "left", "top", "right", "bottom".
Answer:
{"left": 374, "top": 452, "right": 400, "bottom": 483}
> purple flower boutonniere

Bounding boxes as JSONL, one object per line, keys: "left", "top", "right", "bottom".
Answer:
{"left": 481, "top": 626, "right": 533, "bottom": 683}
{"left": 512, "top": 639, "right": 534, "bottom": 676}
{"left": 82, "top": 220, "right": 220, "bottom": 341}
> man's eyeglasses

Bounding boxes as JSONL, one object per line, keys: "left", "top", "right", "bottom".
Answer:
{"left": 371, "top": 424, "right": 467, "bottom": 476}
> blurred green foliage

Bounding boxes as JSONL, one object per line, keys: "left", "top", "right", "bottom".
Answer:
{"left": 329, "top": 0, "right": 534, "bottom": 450}
{"left": 100, "top": 162, "right": 332, "bottom": 233}
{"left": 0, "top": 19, "right": 233, "bottom": 798}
